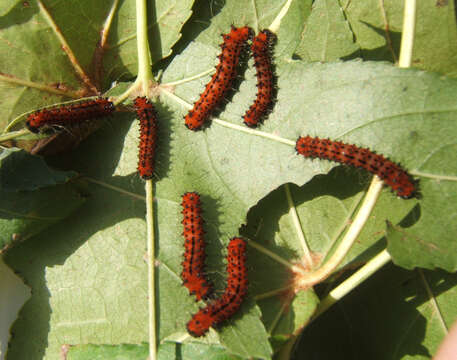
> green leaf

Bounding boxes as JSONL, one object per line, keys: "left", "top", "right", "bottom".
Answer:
{"left": 0, "top": 0, "right": 193, "bottom": 131}
{"left": 341, "top": 0, "right": 457, "bottom": 75}
{"left": 295, "top": 0, "right": 360, "bottom": 62}
{"left": 295, "top": 264, "right": 457, "bottom": 359}
{"left": 0, "top": 183, "right": 85, "bottom": 251}
{"left": 243, "top": 169, "right": 415, "bottom": 273}
{"left": 0, "top": 1, "right": 80, "bottom": 131}
{"left": 66, "top": 343, "right": 148, "bottom": 360}
{"left": 103, "top": 0, "right": 194, "bottom": 88}
{"left": 158, "top": 341, "right": 241, "bottom": 360}
{"left": 0, "top": 148, "right": 76, "bottom": 191}
{"left": 166, "top": 26, "right": 457, "bottom": 271}
{"left": 0, "top": 149, "right": 81, "bottom": 250}
{"left": 0, "top": 0, "right": 21, "bottom": 17}
{"left": 7, "top": 57, "right": 453, "bottom": 359}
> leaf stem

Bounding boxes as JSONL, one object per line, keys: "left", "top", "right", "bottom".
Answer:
{"left": 398, "top": 0, "right": 416, "bottom": 68}
{"left": 247, "top": 239, "right": 307, "bottom": 275}
{"left": 82, "top": 177, "right": 145, "bottom": 201}
{"left": 145, "top": 179, "right": 156, "bottom": 360}
{"left": 134, "top": 0, "right": 156, "bottom": 359}
{"left": 284, "top": 184, "right": 313, "bottom": 268}
{"left": 162, "top": 69, "right": 214, "bottom": 87}
{"left": 161, "top": 86, "right": 296, "bottom": 146}
{"left": 0, "top": 74, "right": 80, "bottom": 98}
{"left": 378, "top": 0, "right": 397, "bottom": 63}
{"left": 135, "top": 0, "right": 154, "bottom": 95}
{"left": 312, "top": 248, "right": 391, "bottom": 318}
{"left": 269, "top": 0, "right": 293, "bottom": 34}
{"left": 418, "top": 269, "right": 448, "bottom": 333}
{"left": 301, "top": 0, "right": 418, "bottom": 340}
{"left": 37, "top": 0, "right": 98, "bottom": 94}
{"left": 410, "top": 170, "right": 457, "bottom": 182}
{"left": 295, "top": 176, "right": 384, "bottom": 288}
{"left": 0, "top": 129, "right": 29, "bottom": 142}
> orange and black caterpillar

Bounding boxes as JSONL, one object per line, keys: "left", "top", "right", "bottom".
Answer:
{"left": 181, "top": 192, "right": 213, "bottom": 301}
{"left": 134, "top": 97, "right": 158, "bottom": 180}
{"left": 243, "top": 29, "right": 277, "bottom": 128}
{"left": 26, "top": 98, "right": 114, "bottom": 133}
{"left": 295, "top": 136, "right": 417, "bottom": 199}
{"left": 187, "top": 237, "right": 248, "bottom": 337}
{"left": 184, "top": 26, "right": 253, "bottom": 130}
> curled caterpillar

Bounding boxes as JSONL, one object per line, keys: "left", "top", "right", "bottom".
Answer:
{"left": 295, "top": 136, "right": 417, "bottom": 198}
{"left": 187, "top": 237, "right": 248, "bottom": 337}
{"left": 181, "top": 192, "right": 213, "bottom": 301}
{"left": 184, "top": 26, "right": 253, "bottom": 130}
{"left": 243, "top": 29, "right": 276, "bottom": 128}
{"left": 134, "top": 97, "right": 158, "bottom": 180}
{"left": 26, "top": 98, "right": 114, "bottom": 133}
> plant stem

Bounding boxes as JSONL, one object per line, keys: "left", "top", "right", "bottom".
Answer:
{"left": 398, "top": 0, "right": 416, "bottom": 68}
{"left": 247, "top": 239, "right": 306, "bottom": 275}
{"left": 135, "top": 0, "right": 156, "bottom": 359}
{"left": 313, "top": 248, "right": 392, "bottom": 318}
{"left": 135, "top": 0, "right": 154, "bottom": 94}
{"left": 295, "top": 176, "right": 384, "bottom": 288}
{"left": 269, "top": 0, "right": 293, "bottom": 33}
{"left": 0, "top": 129, "right": 29, "bottom": 142}
{"left": 145, "top": 179, "right": 156, "bottom": 360}
{"left": 284, "top": 184, "right": 313, "bottom": 268}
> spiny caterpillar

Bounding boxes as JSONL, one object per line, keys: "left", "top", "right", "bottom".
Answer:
{"left": 243, "top": 29, "right": 276, "bottom": 128}
{"left": 295, "top": 136, "right": 417, "bottom": 198}
{"left": 134, "top": 97, "right": 158, "bottom": 180}
{"left": 184, "top": 26, "right": 253, "bottom": 130}
{"left": 187, "top": 237, "right": 248, "bottom": 337}
{"left": 26, "top": 98, "right": 114, "bottom": 133}
{"left": 181, "top": 192, "right": 213, "bottom": 301}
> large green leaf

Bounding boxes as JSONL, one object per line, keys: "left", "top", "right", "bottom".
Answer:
{"left": 165, "top": 36, "right": 457, "bottom": 268}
